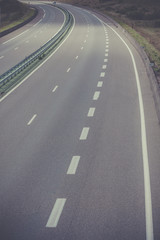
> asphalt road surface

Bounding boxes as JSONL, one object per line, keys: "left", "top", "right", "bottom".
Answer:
{"left": 0, "top": 1, "right": 160, "bottom": 240}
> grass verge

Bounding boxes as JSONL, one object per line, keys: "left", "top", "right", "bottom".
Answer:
{"left": 0, "top": 8, "right": 35, "bottom": 33}
{"left": 116, "top": 21, "right": 160, "bottom": 75}
{"left": 0, "top": 2, "right": 36, "bottom": 34}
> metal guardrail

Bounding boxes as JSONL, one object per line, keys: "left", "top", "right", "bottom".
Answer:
{"left": 0, "top": 6, "right": 74, "bottom": 94}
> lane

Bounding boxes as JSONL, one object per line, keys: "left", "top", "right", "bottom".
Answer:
{"left": 0, "top": 2, "right": 160, "bottom": 240}
{"left": 0, "top": 3, "right": 65, "bottom": 75}
{"left": 41, "top": 8, "right": 146, "bottom": 239}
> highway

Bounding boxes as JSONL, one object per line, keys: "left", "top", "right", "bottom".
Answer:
{"left": 0, "top": 1, "right": 160, "bottom": 240}
{"left": 0, "top": 2, "right": 65, "bottom": 75}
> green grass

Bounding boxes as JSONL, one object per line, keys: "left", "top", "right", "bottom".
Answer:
{"left": 118, "top": 22, "right": 160, "bottom": 72}
{"left": 0, "top": 8, "right": 35, "bottom": 33}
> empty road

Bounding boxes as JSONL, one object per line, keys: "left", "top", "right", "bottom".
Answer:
{"left": 0, "top": 1, "right": 160, "bottom": 240}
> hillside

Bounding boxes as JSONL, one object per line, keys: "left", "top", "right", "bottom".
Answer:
{"left": 0, "top": 0, "right": 31, "bottom": 28}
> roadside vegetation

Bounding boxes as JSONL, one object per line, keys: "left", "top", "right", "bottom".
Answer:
{"left": 0, "top": 0, "right": 35, "bottom": 33}
{"left": 59, "top": 0, "right": 160, "bottom": 83}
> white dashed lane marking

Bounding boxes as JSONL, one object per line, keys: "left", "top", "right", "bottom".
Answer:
{"left": 93, "top": 91, "right": 100, "bottom": 100}
{"left": 67, "top": 156, "right": 80, "bottom": 174}
{"left": 52, "top": 85, "right": 58, "bottom": 93}
{"left": 100, "top": 72, "right": 105, "bottom": 78}
{"left": 27, "top": 114, "right": 37, "bottom": 126}
{"left": 104, "top": 59, "right": 108, "bottom": 62}
{"left": 97, "top": 81, "right": 103, "bottom": 87}
{"left": 67, "top": 68, "right": 71, "bottom": 73}
{"left": 79, "top": 127, "right": 90, "bottom": 140}
{"left": 102, "top": 65, "right": 107, "bottom": 69}
{"left": 87, "top": 107, "right": 95, "bottom": 117}
{"left": 46, "top": 198, "right": 66, "bottom": 228}
{"left": 0, "top": 56, "right": 4, "bottom": 59}
{"left": 75, "top": 56, "right": 79, "bottom": 59}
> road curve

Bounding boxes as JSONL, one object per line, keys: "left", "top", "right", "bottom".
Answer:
{"left": 0, "top": 2, "right": 160, "bottom": 240}
{"left": 0, "top": 2, "right": 65, "bottom": 75}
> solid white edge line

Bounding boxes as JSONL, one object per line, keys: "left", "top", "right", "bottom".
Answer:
{"left": 3, "top": 29, "right": 29, "bottom": 44}
{"left": 67, "top": 156, "right": 80, "bottom": 174}
{"left": 0, "top": 14, "right": 75, "bottom": 103}
{"left": 79, "top": 127, "right": 90, "bottom": 140}
{"left": 46, "top": 198, "right": 66, "bottom": 228}
{"left": 97, "top": 16, "right": 154, "bottom": 240}
{"left": 27, "top": 114, "right": 37, "bottom": 125}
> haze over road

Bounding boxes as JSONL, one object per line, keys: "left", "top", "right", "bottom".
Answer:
{"left": 0, "top": 1, "right": 160, "bottom": 240}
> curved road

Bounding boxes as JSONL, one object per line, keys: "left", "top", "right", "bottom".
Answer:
{"left": 0, "top": 2, "right": 65, "bottom": 75}
{"left": 0, "top": 1, "right": 160, "bottom": 240}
